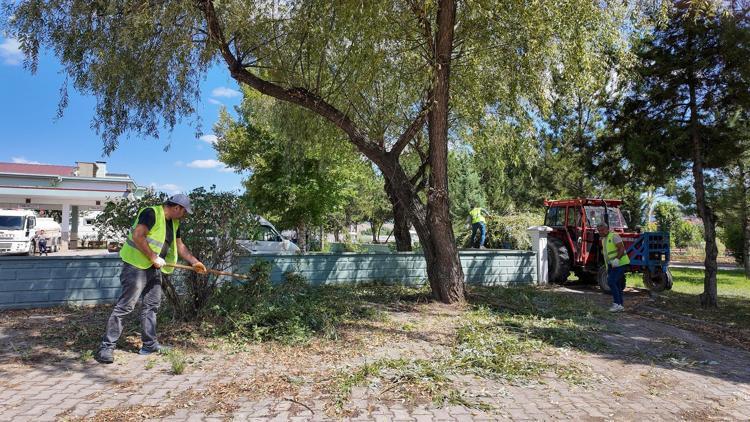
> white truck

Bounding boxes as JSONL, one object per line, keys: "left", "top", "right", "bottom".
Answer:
{"left": 0, "top": 209, "right": 38, "bottom": 255}
{"left": 77, "top": 210, "right": 103, "bottom": 246}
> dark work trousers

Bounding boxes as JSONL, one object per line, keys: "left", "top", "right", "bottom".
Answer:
{"left": 99, "top": 262, "right": 162, "bottom": 350}
{"left": 607, "top": 265, "right": 627, "bottom": 306}
{"left": 471, "top": 222, "right": 487, "bottom": 248}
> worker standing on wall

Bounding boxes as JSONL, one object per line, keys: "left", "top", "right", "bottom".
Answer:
{"left": 467, "top": 203, "right": 491, "bottom": 249}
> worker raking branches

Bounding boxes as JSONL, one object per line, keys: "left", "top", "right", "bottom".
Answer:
{"left": 95, "top": 194, "right": 207, "bottom": 364}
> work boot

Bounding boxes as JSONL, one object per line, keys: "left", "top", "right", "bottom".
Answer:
{"left": 95, "top": 347, "right": 114, "bottom": 364}
{"left": 607, "top": 304, "right": 624, "bottom": 313}
{"left": 138, "top": 344, "right": 171, "bottom": 355}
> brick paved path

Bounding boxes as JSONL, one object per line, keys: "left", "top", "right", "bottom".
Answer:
{"left": 1, "top": 291, "right": 749, "bottom": 421}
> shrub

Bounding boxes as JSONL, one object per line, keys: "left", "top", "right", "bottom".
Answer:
{"left": 205, "top": 262, "right": 379, "bottom": 344}
{"left": 673, "top": 220, "right": 702, "bottom": 248}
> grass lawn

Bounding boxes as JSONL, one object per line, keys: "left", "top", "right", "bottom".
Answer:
{"left": 631, "top": 267, "right": 750, "bottom": 328}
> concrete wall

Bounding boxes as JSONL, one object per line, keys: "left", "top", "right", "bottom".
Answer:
{"left": 0, "top": 250, "right": 536, "bottom": 310}
{"left": 0, "top": 255, "right": 123, "bottom": 310}
{"left": 236, "top": 250, "right": 536, "bottom": 286}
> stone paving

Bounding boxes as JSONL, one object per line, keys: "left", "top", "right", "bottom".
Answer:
{"left": 1, "top": 288, "right": 749, "bottom": 421}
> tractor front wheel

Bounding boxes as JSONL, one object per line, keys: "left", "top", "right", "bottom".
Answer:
{"left": 643, "top": 268, "right": 673, "bottom": 292}
{"left": 547, "top": 237, "right": 571, "bottom": 284}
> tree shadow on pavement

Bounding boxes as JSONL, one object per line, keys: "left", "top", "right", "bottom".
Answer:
{"left": 467, "top": 284, "right": 750, "bottom": 386}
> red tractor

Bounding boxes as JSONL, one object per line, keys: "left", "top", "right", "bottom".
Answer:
{"left": 544, "top": 198, "right": 673, "bottom": 292}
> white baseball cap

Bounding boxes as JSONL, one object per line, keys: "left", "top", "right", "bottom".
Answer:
{"left": 166, "top": 193, "right": 192, "bottom": 214}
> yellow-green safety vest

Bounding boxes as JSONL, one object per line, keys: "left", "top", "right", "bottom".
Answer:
{"left": 469, "top": 208, "right": 486, "bottom": 224}
{"left": 604, "top": 232, "right": 630, "bottom": 268}
{"left": 120, "top": 205, "right": 179, "bottom": 274}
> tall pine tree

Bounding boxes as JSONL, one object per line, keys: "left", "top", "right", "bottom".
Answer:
{"left": 599, "top": 1, "right": 750, "bottom": 307}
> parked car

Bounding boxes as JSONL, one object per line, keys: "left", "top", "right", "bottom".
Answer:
{"left": 236, "top": 216, "right": 300, "bottom": 254}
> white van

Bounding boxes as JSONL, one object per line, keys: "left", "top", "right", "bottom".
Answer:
{"left": 236, "top": 216, "right": 301, "bottom": 254}
{"left": 0, "top": 209, "right": 37, "bottom": 255}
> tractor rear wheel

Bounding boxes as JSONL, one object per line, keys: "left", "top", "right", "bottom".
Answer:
{"left": 643, "top": 268, "right": 673, "bottom": 292}
{"left": 597, "top": 266, "right": 626, "bottom": 293}
{"left": 547, "top": 237, "right": 571, "bottom": 284}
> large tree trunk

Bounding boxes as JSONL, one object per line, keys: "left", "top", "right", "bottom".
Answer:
{"left": 422, "top": 0, "right": 465, "bottom": 303}
{"left": 693, "top": 160, "right": 719, "bottom": 308}
{"left": 384, "top": 178, "right": 412, "bottom": 251}
{"left": 296, "top": 221, "right": 307, "bottom": 253}
{"left": 387, "top": 165, "right": 465, "bottom": 303}
{"left": 688, "top": 63, "right": 718, "bottom": 308}
{"left": 740, "top": 161, "right": 750, "bottom": 277}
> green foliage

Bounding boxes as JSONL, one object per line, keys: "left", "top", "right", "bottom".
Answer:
{"left": 163, "top": 349, "right": 186, "bottom": 375}
{"left": 652, "top": 201, "right": 702, "bottom": 247}
{"left": 653, "top": 202, "right": 682, "bottom": 234}
{"left": 215, "top": 90, "right": 373, "bottom": 242}
{"left": 206, "top": 263, "right": 385, "bottom": 344}
{"left": 457, "top": 213, "right": 542, "bottom": 250}
{"left": 94, "top": 190, "right": 167, "bottom": 243}
{"left": 617, "top": 186, "right": 648, "bottom": 228}
{"left": 713, "top": 155, "right": 750, "bottom": 267}
{"left": 599, "top": 2, "right": 749, "bottom": 186}
{"left": 719, "top": 223, "right": 745, "bottom": 265}
{"left": 348, "top": 167, "right": 392, "bottom": 243}
{"left": 79, "top": 349, "right": 94, "bottom": 363}
{"left": 167, "top": 187, "right": 258, "bottom": 320}
{"left": 447, "top": 149, "right": 486, "bottom": 221}
{"left": 673, "top": 220, "right": 702, "bottom": 249}
{"left": 465, "top": 119, "right": 540, "bottom": 214}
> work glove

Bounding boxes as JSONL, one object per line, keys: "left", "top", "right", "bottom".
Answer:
{"left": 192, "top": 261, "right": 207, "bottom": 274}
{"left": 609, "top": 259, "right": 619, "bottom": 268}
{"left": 151, "top": 256, "right": 167, "bottom": 269}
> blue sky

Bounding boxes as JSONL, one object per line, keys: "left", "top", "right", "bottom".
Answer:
{"left": 0, "top": 37, "right": 247, "bottom": 195}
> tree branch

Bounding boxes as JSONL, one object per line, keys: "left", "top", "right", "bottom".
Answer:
{"left": 388, "top": 98, "right": 431, "bottom": 157}
{"left": 198, "top": 0, "right": 385, "bottom": 162}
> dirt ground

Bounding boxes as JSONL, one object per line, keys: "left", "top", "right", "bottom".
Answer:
{"left": 0, "top": 285, "right": 749, "bottom": 421}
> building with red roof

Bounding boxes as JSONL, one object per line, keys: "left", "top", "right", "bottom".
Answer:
{"left": 0, "top": 161, "right": 143, "bottom": 250}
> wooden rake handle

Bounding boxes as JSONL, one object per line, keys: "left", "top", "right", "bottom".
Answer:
{"left": 165, "top": 262, "right": 254, "bottom": 281}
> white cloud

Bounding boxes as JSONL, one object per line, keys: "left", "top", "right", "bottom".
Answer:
{"left": 149, "top": 183, "right": 182, "bottom": 195}
{"left": 211, "top": 87, "right": 240, "bottom": 98}
{"left": 208, "top": 98, "right": 223, "bottom": 105}
{"left": 12, "top": 156, "right": 42, "bottom": 164}
{"left": 174, "top": 160, "right": 184, "bottom": 167}
{"left": 0, "top": 38, "right": 22, "bottom": 66}
{"left": 187, "top": 159, "right": 233, "bottom": 173}
{"left": 198, "top": 134, "right": 218, "bottom": 144}
{"left": 187, "top": 159, "right": 223, "bottom": 169}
